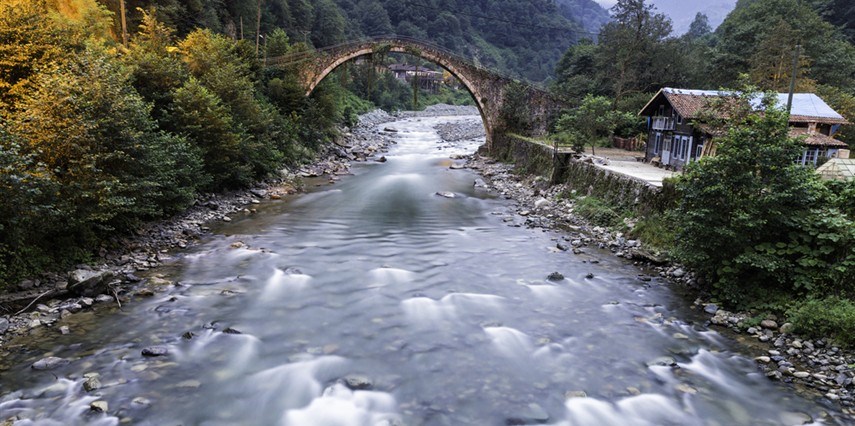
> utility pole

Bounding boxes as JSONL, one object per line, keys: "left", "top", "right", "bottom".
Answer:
{"left": 256, "top": 0, "right": 262, "bottom": 56}
{"left": 240, "top": 16, "right": 244, "bottom": 40}
{"left": 119, "top": 0, "right": 128, "bottom": 47}
{"left": 786, "top": 0, "right": 802, "bottom": 117}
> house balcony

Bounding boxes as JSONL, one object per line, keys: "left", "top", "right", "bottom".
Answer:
{"left": 651, "top": 116, "right": 676, "bottom": 131}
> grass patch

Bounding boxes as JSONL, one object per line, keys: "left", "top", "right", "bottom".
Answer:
{"left": 575, "top": 196, "right": 624, "bottom": 228}
{"left": 628, "top": 212, "right": 676, "bottom": 252}
{"left": 788, "top": 296, "right": 855, "bottom": 348}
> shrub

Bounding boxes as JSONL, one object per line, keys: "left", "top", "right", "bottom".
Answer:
{"left": 789, "top": 297, "right": 855, "bottom": 348}
{"left": 672, "top": 92, "right": 855, "bottom": 309}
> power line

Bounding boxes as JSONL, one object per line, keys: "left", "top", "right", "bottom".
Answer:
{"left": 400, "top": 1, "right": 601, "bottom": 37}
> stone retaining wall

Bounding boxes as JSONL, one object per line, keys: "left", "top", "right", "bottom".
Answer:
{"left": 491, "top": 133, "right": 676, "bottom": 215}
{"left": 490, "top": 132, "right": 557, "bottom": 179}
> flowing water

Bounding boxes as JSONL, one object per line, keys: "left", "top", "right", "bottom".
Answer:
{"left": 0, "top": 116, "right": 843, "bottom": 425}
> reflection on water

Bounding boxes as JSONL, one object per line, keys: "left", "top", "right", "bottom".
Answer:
{"left": 0, "top": 116, "right": 839, "bottom": 425}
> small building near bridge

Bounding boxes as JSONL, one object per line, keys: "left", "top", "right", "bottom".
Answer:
{"left": 639, "top": 88, "right": 850, "bottom": 170}
{"left": 388, "top": 64, "right": 442, "bottom": 93}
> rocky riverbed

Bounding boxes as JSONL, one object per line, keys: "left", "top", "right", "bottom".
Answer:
{"left": 0, "top": 109, "right": 398, "bottom": 350}
{"left": 2, "top": 108, "right": 853, "bottom": 421}
{"left": 429, "top": 117, "right": 855, "bottom": 418}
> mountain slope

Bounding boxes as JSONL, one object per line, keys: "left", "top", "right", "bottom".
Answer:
{"left": 100, "top": 0, "right": 610, "bottom": 83}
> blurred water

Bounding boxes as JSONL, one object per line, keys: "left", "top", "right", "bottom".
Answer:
{"left": 0, "top": 116, "right": 840, "bottom": 425}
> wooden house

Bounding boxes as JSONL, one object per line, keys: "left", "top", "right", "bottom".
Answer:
{"left": 639, "top": 88, "right": 850, "bottom": 170}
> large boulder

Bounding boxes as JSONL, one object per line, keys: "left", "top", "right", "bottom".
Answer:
{"left": 68, "top": 269, "right": 115, "bottom": 297}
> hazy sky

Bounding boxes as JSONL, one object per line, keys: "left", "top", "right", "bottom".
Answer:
{"left": 594, "top": 0, "right": 738, "bottom": 34}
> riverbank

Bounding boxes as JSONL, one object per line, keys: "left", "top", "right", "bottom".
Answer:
{"left": 0, "top": 109, "right": 398, "bottom": 349}
{"left": 432, "top": 119, "right": 855, "bottom": 417}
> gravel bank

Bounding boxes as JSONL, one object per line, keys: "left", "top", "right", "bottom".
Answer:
{"left": 395, "top": 103, "right": 479, "bottom": 118}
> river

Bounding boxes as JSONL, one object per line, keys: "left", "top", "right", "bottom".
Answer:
{"left": 0, "top": 116, "right": 841, "bottom": 425}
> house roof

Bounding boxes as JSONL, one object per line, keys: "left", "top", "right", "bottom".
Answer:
{"left": 790, "top": 128, "right": 849, "bottom": 147}
{"left": 639, "top": 88, "right": 849, "bottom": 125}
{"left": 816, "top": 158, "right": 855, "bottom": 181}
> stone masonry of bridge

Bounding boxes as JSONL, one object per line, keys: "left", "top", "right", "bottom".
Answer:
{"left": 267, "top": 37, "right": 562, "bottom": 150}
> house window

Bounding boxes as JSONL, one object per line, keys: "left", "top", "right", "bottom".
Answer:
{"left": 676, "top": 114, "right": 683, "bottom": 125}
{"left": 654, "top": 132, "right": 662, "bottom": 154}
{"left": 658, "top": 105, "right": 664, "bottom": 116}
{"left": 805, "top": 148, "right": 817, "bottom": 166}
{"left": 682, "top": 136, "right": 691, "bottom": 159}
{"left": 695, "top": 144, "right": 704, "bottom": 159}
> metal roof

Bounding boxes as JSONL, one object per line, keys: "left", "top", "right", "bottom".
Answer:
{"left": 640, "top": 88, "right": 849, "bottom": 125}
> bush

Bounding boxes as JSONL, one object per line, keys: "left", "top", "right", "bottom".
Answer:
{"left": 672, "top": 92, "right": 855, "bottom": 309}
{"left": 629, "top": 212, "right": 676, "bottom": 252}
{"left": 789, "top": 297, "right": 855, "bottom": 348}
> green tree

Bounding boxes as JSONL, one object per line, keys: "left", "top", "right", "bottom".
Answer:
{"left": 167, "top": 78, "right": 246, "bottom": 189}
{"left": 685, "top": 12, "right": 711, "bottom": 40}
{"left": 0, "top": 0, "right": 72, "bottom": 110}
{"left": 0, "top": 123, "right": 61, "bottom": 287}
{"left": 310, "top": 0, "right": 346, "bottom": 47}
{"left": 124, "top": 8, "right": 189, "bottom": 122}
{"left": 555, "top": 95, "right": 634, "bottom": 154}
{"left": 674, "top": 92, "right": 855, "bottom": 308}
{"left": 553, "top": 38, "right": 604, "bottom": 103}
{"left": 597, "top": 0, "right": 673, "bottom": 107}
{"left": 714, "top": 0, "right": 855, "bottom": 91}
{"left": 10, "top": 46, "right": 203, "bottom": 232}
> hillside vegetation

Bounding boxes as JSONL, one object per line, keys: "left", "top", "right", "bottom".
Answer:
{"left": 98, "top": 0, "right": 610, "bottom": 83}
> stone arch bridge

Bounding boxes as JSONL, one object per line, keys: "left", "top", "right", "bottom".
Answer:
{"left": 267, "top": 37, "right": 562, "bottom": 149}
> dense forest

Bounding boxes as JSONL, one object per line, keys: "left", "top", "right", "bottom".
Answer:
{"left": 96, "top": 0, "right": 610, "bottom": 82}
{"left": 0, "top": 0, "right": 359, "bottom": 287}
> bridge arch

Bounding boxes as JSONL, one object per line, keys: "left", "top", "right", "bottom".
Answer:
{"left": 268, "top": 37, "right": 562, "bottom": 149}
{"left": 303, "top": 40, "right": 494, "bottom": 142}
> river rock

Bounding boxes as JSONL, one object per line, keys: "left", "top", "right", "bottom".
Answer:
{"left": 670, "top": 268, "right": 685, "bottom": 278}
{"left": 546, "top": 272, "right": 564, "bottom": 281}
{"left": 90, "top": 400, "right": 108, "bottom": 413}
{"left": 646, "top": 356, "right": 676, "bottom": 367}
{"left": 703, "top": 304, "right": 719, "bottom": 315}
{"left": 249, "top": 189, "right": 268, "bottom": 198}
{"left": 32, "top": 357, "right": 69, "bottom": 370}
{"left": 506, "top": 403, "right": 549, "bottom": 425}
{"left": 0, "top": 317, "right": 9, "bottom": 334}
{"left": 435, "top": 191, "right": 455, "bottom": 198}
{"left": 342, "top": 374, "right": 373, "bottom": 390}
{"left": 779, "top": 322, "right": 794, "bottom": 334}
{"left": 132, "top": 397, "right": 152, "bottom": 409}
{"left": 68, "top": 269, "right": 114, "bottom": 297}
{"left": 141, "top": 346, "right": 169, "bottom": 357}
{"left": 83, "top": 375, "right": 102, "bottom": 392}
{"left": 760, "top": 319, "right": 778, "bottom": 330}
